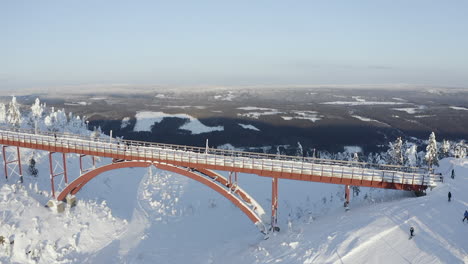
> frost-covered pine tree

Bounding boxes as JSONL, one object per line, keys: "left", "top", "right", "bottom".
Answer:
{"left": 353, "top": 152, "right": 359, "bottom": 163}
{"left": 425, "top": 132, "right": 438, "bottom": 167}
{"left": 454, "top": 141, "right": 466, "bottom": 159}
{"left": 91, "top": 126, "right": 102, "bottom": 140}
{"left": 0, "top": 103, "right": 6, "bottom": 123}
{"left": 388, "top": 137, "right": 403, "bottom": 165}
{"left": 296, "top": 142, "right": 303, "bottom": 157}
{"left": 30, "top": 98, "right": 45, "bottom": 133}
{"left": 7, "top": 96, "right": 22, "bottom": 128}
{"left": 28, "top": 157, "right": 38, "bottom": 177}
{"left": 404, "top": 144, "right": 417, "bottom": 167}
{"left": 440, "top": 139, "right": 450, "bottom": 159}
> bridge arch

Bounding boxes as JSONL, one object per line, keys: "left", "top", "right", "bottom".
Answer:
{"left": 57, "top": 161, "right": 267, "bottom": 233}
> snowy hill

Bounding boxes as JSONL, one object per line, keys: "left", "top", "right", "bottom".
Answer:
{"left": 1, "top": 149, "right": 467, "bottom": 263}
{"left": 0, "top": 97, "right": 467, "bottom": 263}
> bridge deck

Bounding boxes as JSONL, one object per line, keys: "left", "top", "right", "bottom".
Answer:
{"left": 0, "top": 128, "right": 437, "bottom": 191}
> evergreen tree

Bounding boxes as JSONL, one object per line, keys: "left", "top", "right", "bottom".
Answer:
{"left": 28, "top": 157, "right": 38, "bottom": 177}
{"left": 404, "top": 144, "right": 417, "bottom": 167}
{"left": 296, "top": 142, "right": 303, "bottom": 157}
{"left": 7, "top": 96, "right": 21, "bottom": 128}
{"left": 388, "top": 137, "right": 403, "bottom": 165}
{"left": 30, "top": 98, "right": 45, "bottom": 133}
{"left": 454, "top": 141, "right": 466, "bottom": 158}
{"left": 0, "top": 103, "right": 6, "bottom": 123}
{"left": 425, "top": 132, "right": 438, "bottom": 168}
{"left": 440, "top": 139, "right": 450, "bottom": 159}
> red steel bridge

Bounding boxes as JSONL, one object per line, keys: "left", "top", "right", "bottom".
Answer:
{"left": 0, "top": 127, "right": 437, "bottom": 233}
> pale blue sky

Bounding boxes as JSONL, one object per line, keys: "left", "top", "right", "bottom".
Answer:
{"left": 1, "top": 0, "right": 468, "bottom": 90}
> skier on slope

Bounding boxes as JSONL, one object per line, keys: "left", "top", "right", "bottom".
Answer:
{"left": 410, "top": 227, "right": 414, "bottom": 237}
{"left": 463, "top": 210, "right": 468, "bottom": 222}
{"left": 451, "top": 169, "right": 455, "bottom": 179}
{"left": 448, "top": 191, "right": 452, "bottom": 202}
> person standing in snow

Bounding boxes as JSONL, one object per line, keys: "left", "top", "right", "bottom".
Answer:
{"left": 451, "top": 169, "right": 455, "bottom": 179}
{"left": 463, "top": 210, "right": 468, "bottom": 222}
{"left": 410, "top": 227, "right": 414, "bottom": 237}
{"left": 448, "top": 192, "right": 452, "bottom": 202}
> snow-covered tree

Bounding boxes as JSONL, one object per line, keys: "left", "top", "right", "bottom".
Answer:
{"left": 0, "top": 103, "right": 6, "bottom": 123}
{"left": 28, "top": 157, "right": 39, "bottom": 177}
{"left": 44, "top": 107, "right": 68, "bottom": 132}
{"left": 454, "top": 141, "right": 466, "bottom": 159}
{"left": 404, "top": 144, "right": 418, "bottom": 167}
{"left": 425, "top": 132, "right": 438, "bottom": 167}
{"left": 388, "top": 137, "right": 403, "bottom": 165}
{"left": 296, "top": 142, "right": 303, "bottom": 157}
{"left": 440, "top": 139, "right": 450, "bottom": 159}
{"left": 29, "top": 98, "right": 45, "bottom": 133}
{"left": 352, "top": 152, "right": 359, "bottom": 162}
{"left": 7, "top": 96, "right": 22, "bottom": 128}
{"left": 91, "top": 126, "right": 102, "bottom": 140}
{"left": 30, "top": 98, "right": 44, "bottom": 120}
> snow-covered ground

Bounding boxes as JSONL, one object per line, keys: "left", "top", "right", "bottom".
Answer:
{"left": 393, "top": 106, "right": 426, "bottom": 115}
{"left": 351, "top": 115, "right": 390, "bottom": 126}
{"left": 322, "top": 101, "right": 405, "bottom": 106}
{"left": 133, "top": 111, "right": 223, "bottom": 134}
{"left": 0, "top": 97, "right": 467, "bottom": 263}
{"left": 237, "top": 107, "right": 283, "bottom": 119}
{"left": 238, "top": 123, "right": 260, "bottom": 131}
{"left": 1, "top": 142, "right": 467, "bottom": 263}
{"left": 450, "top": 106, "right": 468, "bottom": 111}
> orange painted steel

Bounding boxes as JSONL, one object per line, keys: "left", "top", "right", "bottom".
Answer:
{"left": 1, "top": 138, "right": 431, "bottom": 192}
{"left": 271, "top": 177, "right": 278, "bottom": 231}
{"left": 2, "top": 145, "right": 23, "bottom": 182}
{"left": 57, "top": 161, "right": 152, "bottom": 201}
{"left": 57, "top": 161, "right": 264, "bottom": 229}
{"left": 1, "top": 128, "right": 438, "bottom": 233}
{"left": 0, "top": 128, "right": 435, "bottom": 193}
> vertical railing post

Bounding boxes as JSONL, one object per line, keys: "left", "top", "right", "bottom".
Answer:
{"left": 345, "top": 184, "right": 350, "bottom": 208}
{"left": 17, "top": 146, "right": 23, "bottom": 183}
{"left": 62, "top": 153, "right": 68, "bottom": 184}
{"left": 271, "top": 177, "right": 279, "bottom": 232}
{"left": 2, "top": 146, "right": 8, "bottom": 179}
{"left": 49, "top": 152, "right": 55, "bottom": 198}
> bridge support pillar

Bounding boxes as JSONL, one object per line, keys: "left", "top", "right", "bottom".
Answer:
{"left": 344, "top": 185, "right": 350, "bottom": 208}
{"left": 228, "top": 171, "right": 238, "bottom": 191}
{"left": 79, "top": 154, "right": 95, "bottom": 175}
{"left": 49, "top": 152, "right": 68, "bottom": 198}
{"left": 2, "top": 146, "right": 23, "bottom": 183}
{"left": 271, "top": 177, "right": 279, "bottom": 232}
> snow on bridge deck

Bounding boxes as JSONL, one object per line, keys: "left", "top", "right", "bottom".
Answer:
{"left": 0, "top": 128, "right": 437, "bottom": 191}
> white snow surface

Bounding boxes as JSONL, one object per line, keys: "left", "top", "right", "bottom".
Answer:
{"left": 1, "top": 143, "right": 467, "bottom": 264}
{"left": 283, "top": 111, "right": 322, "bottom": 122}
{"left": 351, "top": 115, "right": 390, "bottom": 126}
{"left": 450, "top": 106, "right": 468, "bottom": 111}
{"left": 238, "top": 123, "right": 260, "bottom": 131}
{"left": 120, "top": 117, "right": 131, "bottom": 129}
{"left": 393, "top": 108, "right": 419, "bottom": 114}
{"left": 322, "top": 101, "right": 405, "bottom": 106}
{"left": 133, "top": 111, "right": 223, "bottom": 134}
{"left": 2, "top": 97, "right": 465, "bottom": 263}
{"left": 344, "top": 146, "right": 363, "bottom": 153}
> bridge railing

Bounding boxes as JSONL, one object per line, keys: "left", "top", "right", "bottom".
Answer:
{"left": 0, "top": 127, "right": 436, "bottom": 187}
